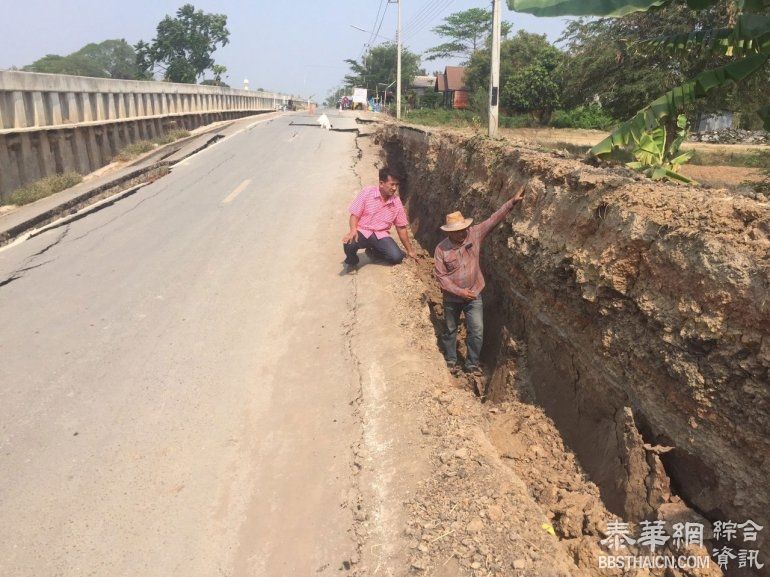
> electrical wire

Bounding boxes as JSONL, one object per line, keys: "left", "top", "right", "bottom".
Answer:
{"left": 404, "top": 0, "right": 456, "bottom": 41}
{"left": 402, "top": 0, "right": 454, "bottom": 39}
{"left": 367, "top": 0, "right": 386, "bottom": 47}
{"left": 373, "top": 0, "right": 391, "bottom": 45}
{"left": 401, "top": 0, "right": 445, "bottom": 37}
{"left": 359, "top": 1, "right": 392, "bottom": 62}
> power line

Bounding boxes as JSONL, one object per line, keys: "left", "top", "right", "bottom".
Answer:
{"left": 368, "top": 0, "right": 386, "bottom": 47}
{"left": 401, "top": 0, "right": 444, "bottom": 37}
{"left": 404, "top": 0, "right": 456, "bottom": 41}
{"left": 358, "top": 1, "right": 392, "bottom": 63}
{"left": 402, "top": 0, "right": 454, "bottom": 39}
{"left": 372, "top": 1, "right": 392, "bottom": 45}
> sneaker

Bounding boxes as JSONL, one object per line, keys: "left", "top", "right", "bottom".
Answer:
{"left": 343, "top": 263, "right": 359, "bottom": 275}
{"left": 464, "top": 365, "right": 483, "bottom": 377}
{"left": 446, "top": 361, "right": 461, "bottom": 376}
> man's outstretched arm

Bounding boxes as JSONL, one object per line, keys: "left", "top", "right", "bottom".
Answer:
{"left": 475, "top": 183, "right": 526, "bottom": 241}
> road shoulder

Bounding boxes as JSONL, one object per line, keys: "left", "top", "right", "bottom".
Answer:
{"left": 348, "top": 131, "right": 590, "bottom": 577}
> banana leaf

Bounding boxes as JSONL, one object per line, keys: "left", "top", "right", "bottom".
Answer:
{"left": 507, "top": 0, "right": 672, "bottom": 16}
{"left": 669, "top": 150, "right": 695, "bottom": 167}
{"left": 591, "top": 52, "right": 770, "bottom": 156}
{"left": 507, "top": 0, "right": 769, "bottom": 18}
{"left": 627, "top": 163, "right": 693, "bottom": 183}
{"left": 635, "top": 130, "right": 665, "bottom": 161}
{"left": 637, "top": 14, "right": 770, "bottom": 57}
{"left": 652, "top": 167, "right": 693, "bottom": 182}
{"left": 507, "top": 0, "right": 726, "bottom": 17}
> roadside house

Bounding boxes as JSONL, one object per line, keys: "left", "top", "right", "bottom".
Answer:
{"left": 435, "top": 66, "right": 469, "bottom": 110}
{"left": 410, "top": 75, "right": 436, "bottom": 97}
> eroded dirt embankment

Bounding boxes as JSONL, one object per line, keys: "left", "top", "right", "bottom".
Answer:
{"left": 378, "top": 124, "right": 770, "bottom": 566}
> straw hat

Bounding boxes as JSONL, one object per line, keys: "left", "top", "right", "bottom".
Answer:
{"left": 440, "top": 211, "right": 473, "bottom": 232}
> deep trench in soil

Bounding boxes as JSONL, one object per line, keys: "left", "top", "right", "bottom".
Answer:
{"left": 375, "top": 127, "right": 770, "bottom": 576}
{"left": 382, "top": 137, "right": 675, "bottom": 520}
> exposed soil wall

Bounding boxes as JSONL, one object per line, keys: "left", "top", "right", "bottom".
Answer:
{"left": 378, "top": 124, "right": 770, "bottom": 569}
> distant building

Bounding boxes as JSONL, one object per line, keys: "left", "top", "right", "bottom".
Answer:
{"left": 696, "top": 111, "right": 734, "bottom": 132}
{"left": 435, "top": 66, "right": 469, "bottom": 110}
{"left": 410, "top": 75, "right": 436, "bottom": 97}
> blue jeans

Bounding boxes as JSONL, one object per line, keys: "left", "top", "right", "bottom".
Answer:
{"left": 441, "top": 297, "right": 483, "bottom": 368}
{"left": 343, "top": 232, "right": 404, "bottom": 265}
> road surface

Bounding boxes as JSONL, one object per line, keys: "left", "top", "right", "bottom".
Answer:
{"left": 0, "top": 114, "right": 371, "bottom": 576}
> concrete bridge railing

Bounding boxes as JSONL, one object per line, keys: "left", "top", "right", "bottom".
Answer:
{"left": 0, "top": 71, "right": 306, "bottom": 200}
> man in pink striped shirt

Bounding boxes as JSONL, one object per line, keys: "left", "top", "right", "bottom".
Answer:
{"left": 342, "top": 167, "right": 416, "bottom": 272}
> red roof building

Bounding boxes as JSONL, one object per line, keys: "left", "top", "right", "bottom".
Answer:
{"left": 435, "top": 66, "right": 469, "bottom": 110}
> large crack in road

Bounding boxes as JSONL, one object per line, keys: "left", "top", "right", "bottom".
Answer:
{"left": 0, "top": 225, "right": 69, "bottom": 288}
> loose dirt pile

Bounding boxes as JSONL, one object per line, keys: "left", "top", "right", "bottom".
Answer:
{"left": 367, "top": 122, "right": 769, "bottom": 576}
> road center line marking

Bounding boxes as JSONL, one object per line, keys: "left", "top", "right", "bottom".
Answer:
{"left": 222, "top": 179, "right": 251, "bottom": 204}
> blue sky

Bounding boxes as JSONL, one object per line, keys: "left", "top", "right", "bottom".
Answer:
{"left": 1, "top": 0, "right": 570, "bottom": 101}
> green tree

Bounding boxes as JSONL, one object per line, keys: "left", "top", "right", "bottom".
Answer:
{"left": 207, "top": 64, "right": 227, "bottom": 85}
{"left": 201, "top": 79, "right": 230, "bottom": 87}
{"left": 465, "top": 30, "right": 565, "bottom": 115}
{"left": 418, "top": 90, "right": 443, "bottom": 108}
{"left": 559, "top": 18, "right": 676, "bottom": 120}
{"left": 135, "top": 4, "right": 230, "bottom": 83}
{"left": 74, "top": 40, "right": 147, "bottom": 79}
{"left": 425, "top": 8, "right": 513, "bottom": 62}
{"left": 201, "top": 64, "right": 228, "bottom": 86}
{"left": 558, "top": 2, "right": 768, "bottom": 126}
{"left": 24, "top": 39, "right": 144, "bottom": 79}
{"left": 24, "top": 54, "right": 101, "bottom": 77}
{"left": 504, "top": 63, "right": 562, "bottom": 123}
{"left": 344, "top": 43, "right": 422, "bottom": 98}
{"left": 509, "top": 0, "right": 770, "bottom": 161}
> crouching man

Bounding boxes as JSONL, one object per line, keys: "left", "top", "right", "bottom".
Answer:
{"left": 342, "top": 167, "right": 416, "bottom": 272}
{"left": 434, "top": 184, "right": 526, "bottom": 375}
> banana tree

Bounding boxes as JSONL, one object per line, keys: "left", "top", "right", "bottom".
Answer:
{"left": 508, "top": 0, "right": 770, "bottom": 177}
{"left": 627, "top": 114, "right": 695, "bottom": 181}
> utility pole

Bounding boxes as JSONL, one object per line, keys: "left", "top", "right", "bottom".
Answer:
{"left": 488, "top": 0, "right": 501, "bottom": 137}
{"left": 388, "top": 0, "right": 402, "bottom": 120}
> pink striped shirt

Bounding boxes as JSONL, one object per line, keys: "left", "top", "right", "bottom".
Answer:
{"left": 348, "top": 185, "right": 408, "bottom": 239}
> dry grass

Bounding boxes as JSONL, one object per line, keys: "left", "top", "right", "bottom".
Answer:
{"left": 114, "top": 130, "right": 192, "bottom": 161}
{"left": 5, "top": 172, "right": 83, "bottom": 206}
{"left": 689, "top": 148, "right": 770, "bottom": 169}
{"left": 113, "top": 140, "right": 156, "bottom": 162}
{"left": 153, "top": 129, "right": 191, "bottom": 145}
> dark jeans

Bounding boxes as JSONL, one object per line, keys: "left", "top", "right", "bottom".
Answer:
{"left": 441, "top": 297, "right": 483, "bottom": 368}
{"left": 343, "top": 232, "right": 404, "bottom": 265}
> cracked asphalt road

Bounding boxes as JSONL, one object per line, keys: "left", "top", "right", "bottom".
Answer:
{"left": 0, "top": 115, "right": 367, "bottom": 576}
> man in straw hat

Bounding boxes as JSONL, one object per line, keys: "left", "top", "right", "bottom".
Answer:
{"left": 434, "top": 184, "right": 526, "bottom": 376}
{"left": 342, "top": 167, "right": 417, "bottom": 273}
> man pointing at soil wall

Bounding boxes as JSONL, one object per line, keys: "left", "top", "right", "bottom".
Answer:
{"left": 434, "top": 184, "right": 526, "bottom": 375}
